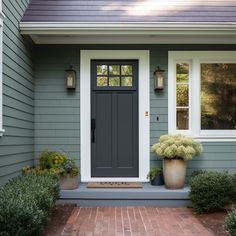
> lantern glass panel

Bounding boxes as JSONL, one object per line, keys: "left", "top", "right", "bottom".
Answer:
{"left": 66, "top": 70, "right": 76, "bottom": 89}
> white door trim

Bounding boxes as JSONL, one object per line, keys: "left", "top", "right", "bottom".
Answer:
{"left": 80, "top": 50, "right": 150, "bottom": 182}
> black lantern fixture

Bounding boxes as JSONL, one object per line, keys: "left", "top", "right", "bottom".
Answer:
{"left": 65, "top": 65, "right": 76, "bottom": 89}
{"left": 154, "top": 66, "right": 165, "bottom": 90}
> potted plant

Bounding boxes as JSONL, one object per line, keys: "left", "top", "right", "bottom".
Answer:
{"left": 151, "top": 135, "right": 202, "bottom": 189}
{"left": 147, "top": 167, "right": 164, "bottom": 186}
{"left": 59, "top": 159, "right": 80, "bottom": 190}
{"left": 38, "top": 150, "right": 80, "bottom": 190}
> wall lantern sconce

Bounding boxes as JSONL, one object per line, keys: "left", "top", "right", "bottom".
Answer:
{"left": 154, "top": 66, "right": 165, "bottom": 90}
{"left": 65, "top": 66, "right": 76, "bottom": 89}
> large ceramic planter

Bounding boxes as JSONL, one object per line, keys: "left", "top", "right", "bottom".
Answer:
{"left": 163, "top": 158, "right": 186, "bottom": 189}
{"left": 59, "top": 175, "right": 79, "bottom": 190}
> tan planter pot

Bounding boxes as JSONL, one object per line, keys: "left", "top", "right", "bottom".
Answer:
{"left": 163, "top": 159, "right": 187, "bottom": 189}
{"left": 59, "top": 175, "right": 79, "bottom": 190}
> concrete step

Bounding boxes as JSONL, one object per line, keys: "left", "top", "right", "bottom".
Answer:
{"left": 59, "top": 183, "right": 191, "bottom": 207}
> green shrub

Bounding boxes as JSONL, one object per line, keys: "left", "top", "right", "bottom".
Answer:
{"left": 226, "top": 209, "right": 236, "bottom": 236}
{"left": 189, "top": 171, "right": 235, "bottom": 213}
{"left": 0, "top": 172, "right": 59, "bottom": 236}
{"left": 151, "top": 134, "right": 203, "bottom": 161}
{"left": 190, "top": 169, "right": 207, "bottom": 179}
{"left": 232, "top": 174, "right": 236, "bottom": 202}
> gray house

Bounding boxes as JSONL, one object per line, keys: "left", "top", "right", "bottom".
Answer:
{"left": 0, "top": 0, "right": 236, "bottom": 195}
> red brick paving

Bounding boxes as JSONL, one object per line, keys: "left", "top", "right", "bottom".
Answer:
{"left": 61, "top": 207, "right": 214, "bottom": 236}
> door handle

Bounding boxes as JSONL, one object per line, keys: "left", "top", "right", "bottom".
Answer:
{"left": 91, "top": 119, "right": 96, "bottom": 143}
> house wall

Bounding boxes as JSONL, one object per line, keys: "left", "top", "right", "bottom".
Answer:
{"left": 35, "top": 45, "right": 236, "bottom": 179}
{"left": 34, "top": 47, "right": 80, "bottom": 164}
{"left": 0, "top": 0, "right": 34, "bottom": 185}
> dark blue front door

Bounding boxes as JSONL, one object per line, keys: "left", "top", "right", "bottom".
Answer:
{"left": 91, "top": 60, "right": 139, "bottom": 177}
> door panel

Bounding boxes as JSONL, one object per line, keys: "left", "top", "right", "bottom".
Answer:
{"left": 95, "top": 93, "right": 112, "bottom": 168}
{"left": 91, "top": 60, "right": 138, "bottom": 177}
{"left": 117, "top": 93, "right": 137, "bottom": 169}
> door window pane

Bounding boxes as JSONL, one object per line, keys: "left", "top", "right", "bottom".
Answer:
{"left": 121, "top": 65, "right": 132, "bottom": 75}
{"left": 201, "top": 63, "right": 236, "bottom": 130}
{"left": 97, "top": 77, "right": 108, "bottom": 86}
{"left": 109, "top": 65, "right": 120, "bottom": 75}
{"left": 97, "top": 65, "right": 108, "bottom": 75}
{"left": 121, "top": 77, "right": 132, "bottom": 86}
{"left": 95, "top": 63, "right": 135, "bottom": 88}
{"left": 109, "top": 77, "right": 120, "bottom": 86}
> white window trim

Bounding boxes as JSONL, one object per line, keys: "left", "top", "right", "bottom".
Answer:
{"left": 168, "top": 51, "right": 236, "bottom": 142}
{"left": 80, "top": 50, "right": 150, "bottom": 182}
{"left": 0, "top": 2, "right": 4, "bottom": 136}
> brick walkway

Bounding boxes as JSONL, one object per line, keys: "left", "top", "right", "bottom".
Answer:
{"left": 62, "top": 207, "right": 213, "bottom": 236}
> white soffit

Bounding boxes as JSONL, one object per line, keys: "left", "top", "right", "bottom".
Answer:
{"left": 20, "top": 22, "right": 236, "bottom": 44}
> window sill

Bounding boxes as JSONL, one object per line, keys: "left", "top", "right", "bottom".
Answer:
{"left": 170, "top": 132, "right": 236, "bottom": 142}
{"left": 194, "top": 137, "right": 236, "bottom": 142}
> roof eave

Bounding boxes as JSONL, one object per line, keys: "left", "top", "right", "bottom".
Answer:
{"left": 19, "top": 22, "right": 236, "bottom": 35}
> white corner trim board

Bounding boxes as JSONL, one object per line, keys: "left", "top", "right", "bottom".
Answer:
{"left": 80, "top": 50, "right": 150, "bottom": 182}
{"left": 0, "top": 0, "right": 4, "bottom": 136}
{"left": 0, "top": 14, "right": 3, "bottom": 136}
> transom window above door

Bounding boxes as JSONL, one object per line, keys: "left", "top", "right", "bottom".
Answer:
{"left": 169, "top": 51, "right": 236, "bottom": 140}
{"left": 91, "top": 60, "right": 138, "bottom": 90}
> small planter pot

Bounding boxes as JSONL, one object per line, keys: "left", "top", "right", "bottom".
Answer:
{"left": 59, "top": 175, "right": 79, "bottom": 190}
{"left": 151, "top": 173, "right": 164, "bottom": 186}
{"left": 163, "top": 159, "right": 186, "bottom": 189}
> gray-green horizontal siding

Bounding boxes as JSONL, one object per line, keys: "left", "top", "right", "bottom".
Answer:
{"left": 149, "top": 46, "right": 236, "bottom": 177}
{"left": 0, "top": 0, "right": 34, "bottom": 186}
{"left": 35, "top": 45, "right": 236, "bottom": 179}
{"left": 34, "top": 47, "right": 80, "bottom": 163}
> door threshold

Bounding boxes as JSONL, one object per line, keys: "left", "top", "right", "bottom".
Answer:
{"left": 87, "top": 182, "right": 143, "bottom": 188}
{"left": 82, "top": 178, "right": 147, "bottom": 182}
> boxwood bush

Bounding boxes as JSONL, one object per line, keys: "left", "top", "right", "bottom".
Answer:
{"left": 232, "top": 174, "right": 236, "bottom": 203}
{"left": 0, "top": 172, "right": 59, "bottom": 236}
{"left": 189, "top": 171, "right": 235, "bottom": 213}
{"left": 226, "top": 209, "right": 236, "bottom": 236}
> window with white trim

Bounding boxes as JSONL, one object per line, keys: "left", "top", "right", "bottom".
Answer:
{"left": 168, "top": 51, "right": 236, "bottom": 139}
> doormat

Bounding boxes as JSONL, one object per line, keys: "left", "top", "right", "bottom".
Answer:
{"left": 87, "top": 182, "right": 143, "bottom": 188}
